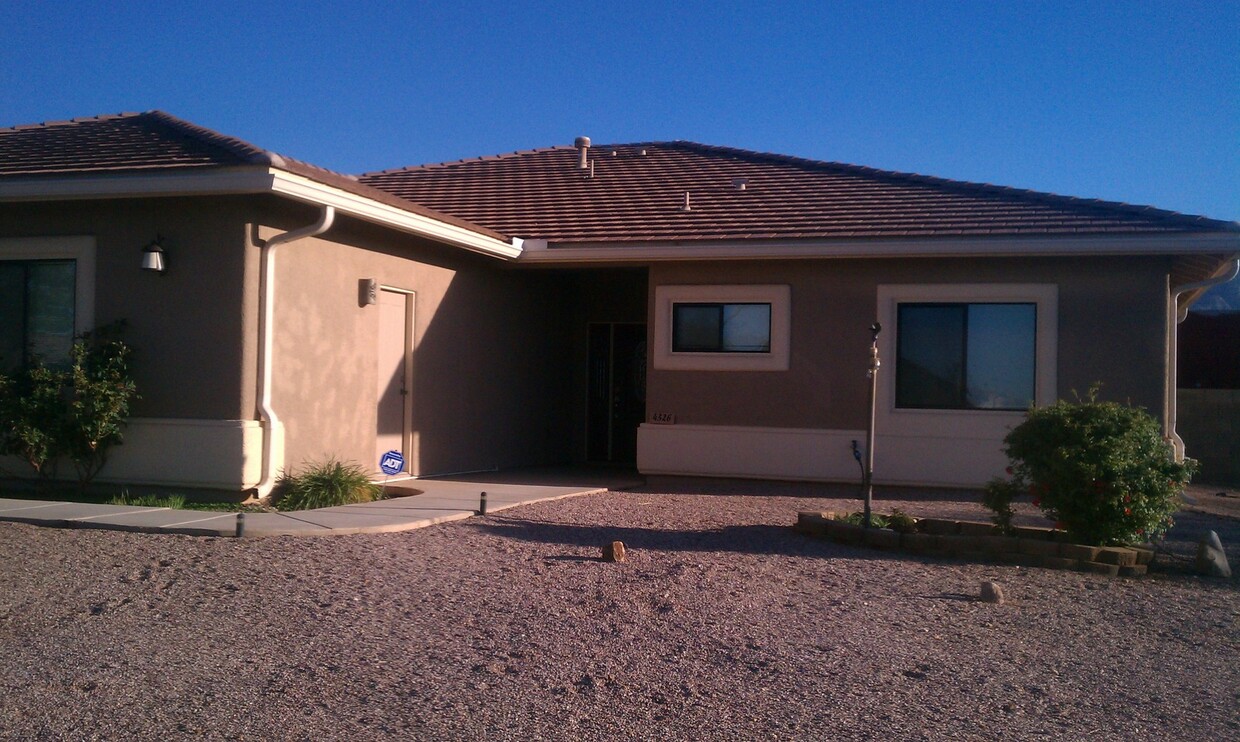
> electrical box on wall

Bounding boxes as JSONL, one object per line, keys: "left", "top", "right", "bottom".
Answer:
{"left": 359, "top": 278, "right": 378, "bottom": 306}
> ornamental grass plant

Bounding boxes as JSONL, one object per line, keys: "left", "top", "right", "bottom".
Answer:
{"left": 275, "top": 458, "right": 382, "bottom": 511}
{"left": 985, "top": 390, "right": 1195, "bottom": 546}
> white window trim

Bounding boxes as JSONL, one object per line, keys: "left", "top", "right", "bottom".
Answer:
{"left": 875, "top": 283, "right": 1057, "bottom": 437}
{"left": 0, "top": 236, "right": 97, "bottom": 338}
{"left": 653, "top": 284, "right": 790, "bottom": 371}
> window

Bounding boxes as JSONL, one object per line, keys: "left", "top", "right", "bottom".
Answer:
{"left": 0, "top": 259, "right": 76, "bottom": 368}
{"left": 896, "top": 302, "right": 1036, "bottom": 410}
{"left": 653, "top": 285, "right": 791, "bottom": 371}
{"left": 0, "top": 236, "right": 95, "bottom": 370}
{"left": 672, "top": 302, "right": 771, "bottom": 353}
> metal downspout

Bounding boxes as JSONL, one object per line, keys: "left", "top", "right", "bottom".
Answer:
{"left": 1166, "top": 257, "right": 1240, "bottom": 457}
{"left": 254, "top": 206, "right": 336, "bottom": 498}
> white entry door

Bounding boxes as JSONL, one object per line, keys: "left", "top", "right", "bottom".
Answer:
{"left": 376, "top": 288, "right": 413, "bottom": 474}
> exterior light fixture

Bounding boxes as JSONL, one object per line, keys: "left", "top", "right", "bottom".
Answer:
{"left": 142, "top": 235, "right": 167, "bottom": 274}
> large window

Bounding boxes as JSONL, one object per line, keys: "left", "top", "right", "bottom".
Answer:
{"left": 896, "top": 302, "right": 1036, "bottom": 411}
{"left": 672, "top": 302, "right": 771, "bottom": 353}
{"left": 0, "top": 259, "right": 76, "bottom": 368}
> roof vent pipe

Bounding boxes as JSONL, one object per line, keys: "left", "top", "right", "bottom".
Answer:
{"left": 574, "top": 136, "right": 591, "bottom": 169}
{"left": 682, "top": 192, "right": 691, "bottom": 211}
{"left": 733, "top": 177, "right": 749, "bottom": 191}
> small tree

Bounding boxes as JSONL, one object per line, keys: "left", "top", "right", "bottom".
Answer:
{"left": 63, "top": 325, "right": 138, "bottom": 489}
{"left": 987, "top": 390, "right": 1194, "bottom": 546}
{"left": 0, "top": 363, "right": 68, "bottom": 484}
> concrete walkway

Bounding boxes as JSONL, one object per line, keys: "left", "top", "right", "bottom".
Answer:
{"left": 0, "top": 468, "right": 643, "bottom": 538}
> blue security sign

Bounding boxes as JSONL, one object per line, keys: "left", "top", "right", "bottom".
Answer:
{"left": 379, "top": 450, "right": 405, "bottom": 475}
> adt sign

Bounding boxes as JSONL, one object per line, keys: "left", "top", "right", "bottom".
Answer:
{"left": 379, "top": 450, "right": 405, "bottom": 476}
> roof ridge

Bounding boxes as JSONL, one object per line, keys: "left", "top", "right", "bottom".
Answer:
{"left": 360, "top": 145, "right": 582, "bottom": 176}
{"left": 663, "top": 141, "right": 1240, "bottom": 231}
{"left": 1, "top": 111, "right": 147, "bottom": 132}
{"left": 138, "top": 110, "right": 282, "bottom": 166}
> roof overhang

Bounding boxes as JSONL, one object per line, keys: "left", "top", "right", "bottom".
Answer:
{"left": 0, "top": 168, "right": 523, "bottom": 260}
{"left": 514, "top": 232, "right": 1240, "bottom": 263}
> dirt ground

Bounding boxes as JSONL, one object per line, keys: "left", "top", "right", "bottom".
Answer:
{"left": 0, "top": 478, "right": 1237, "bottom": 741}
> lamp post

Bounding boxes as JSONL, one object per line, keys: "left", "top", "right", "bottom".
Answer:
{"left": 863, "top": 322, "right": 881, "bottom": 528}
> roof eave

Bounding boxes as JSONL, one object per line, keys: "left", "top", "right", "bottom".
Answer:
{"left": 0, "top": 168, "right": 521, "bottom": 260}
{"left": 514, "top": 232, "right": 1240, "bottom": 264}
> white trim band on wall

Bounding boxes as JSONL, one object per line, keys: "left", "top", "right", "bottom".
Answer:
{"left": 637, "top": 423, "right": 866, "bottom": 482}
{"left": 635, "top": 422, "right": 1013, "bottom": 488}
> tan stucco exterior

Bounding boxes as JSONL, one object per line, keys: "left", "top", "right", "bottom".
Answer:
{"left": 1, "top": 197, "right": 256, "bottom": 419}
{"left": 644, "top": 255, "right": 1171, "bottom": 429}
{"left": 0, "top": 193, "right": 1191, "bottom": 491}
{"left": 639, "top": 255, "right": 1174, "bottom": 485}
{"left": 1, "top": 197, "right": 584, "bottom": 489}
{"left": 262, "top": 207, "right": 579, "bottom": 478}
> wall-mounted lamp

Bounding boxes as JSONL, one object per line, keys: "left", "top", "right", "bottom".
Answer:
{"left": 359, "top": 278, "right": 378, "bottom": 306}
{"left": 142, "top": 235, "right": 167, "bottom": 274}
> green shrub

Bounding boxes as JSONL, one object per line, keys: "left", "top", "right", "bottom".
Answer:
{"left": 64, "top": 325, "right": 138, "bottom": 488}
{"left": 981, "top": 478, "right": 1020, "bottom": 535}
{"left": 275, "top": 458, "right": 381, "bottom": 511}
{"left": 0, "top": 363, "right": 68, "bottom": 482}
{"left": 886, "top": 508, "right": 918, "bottom": 534}
{"left": 0, "top": 322, "right": 137, "bottom": 491}
{"left": 990, "top": 391, "right": 1194, "bottom": 546}
{"left": 837, "top": 511, "right": 890, "bottom": 528}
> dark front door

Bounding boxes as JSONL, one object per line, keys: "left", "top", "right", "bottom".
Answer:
{"left": 587, "top": 323, "right": 647, "bottom": 463}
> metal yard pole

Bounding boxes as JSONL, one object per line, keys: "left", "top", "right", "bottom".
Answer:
{"left": 863, "top": 323, "right": 882, "bottom": 528}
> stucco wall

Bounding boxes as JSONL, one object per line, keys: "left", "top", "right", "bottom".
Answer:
{"left": 1178, "top": 389, "right": 1240, "bottom": 486}
{"left": 267, "top": 212, "right": 577, "bottom": 477}
{"left": 0, "top": 197, "right": 255, "bottom": 419}
{"left": 640, "top": 255, "right": 1173, "bottom": 486}
{"left": 645, "top": 256, "right": 1171, "bottom": 429}
{"left": 2, "top": 196, "right": 583, "bottom": 487}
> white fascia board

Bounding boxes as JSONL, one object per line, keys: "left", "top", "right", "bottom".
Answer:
{"left": 0, "top": 169, "right": 276, "bottom": 200}
{"left": 515, "top": 232, "right": 1240, "bottom": 263}
{"left": 268, "top": 170, "right": 521, "bottom": 260}
{"left": 0, "top": 168, "right": 522, "bottom": 261}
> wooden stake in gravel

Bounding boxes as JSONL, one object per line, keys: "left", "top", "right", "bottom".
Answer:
{"left": 602, "top": 541, "right": 627, "bottom": 562}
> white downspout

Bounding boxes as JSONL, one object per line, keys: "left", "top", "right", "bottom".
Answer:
{"left": 254, "top": 206, "right": 336, "bottom": 498}
{"left": 1166, "top": 256, "right": 1240, "bottom": 457}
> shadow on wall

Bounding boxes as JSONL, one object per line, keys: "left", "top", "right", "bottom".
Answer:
{"left": 400, "top": 263, "right": 578, "bottom": 476}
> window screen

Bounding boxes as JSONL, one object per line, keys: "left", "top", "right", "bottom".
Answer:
{"left": 0, "top": 260, "right": 75, "bottom": 368}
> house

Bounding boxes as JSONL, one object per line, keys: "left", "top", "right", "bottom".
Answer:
{"left": 2, "top": 112, "right": 1237, "bottom": 495}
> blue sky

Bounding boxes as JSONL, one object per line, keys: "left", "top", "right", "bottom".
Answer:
{"left": 3, "top": 1, "right": 1235, "bottom": 220}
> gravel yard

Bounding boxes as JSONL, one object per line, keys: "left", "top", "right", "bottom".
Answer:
{"left": 1, "top": 478, "right": 1237, "bottom": 741}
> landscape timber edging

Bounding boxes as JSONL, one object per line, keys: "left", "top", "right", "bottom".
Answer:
{"left": 794, "top": 511, "right": 1153, "bottom": 577}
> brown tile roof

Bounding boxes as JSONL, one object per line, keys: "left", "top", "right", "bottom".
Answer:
{"left": 0, "top": 111, "right": 508, "bottom": 241}
{"left": 0, "top": 111, "right": 271, "bottom": 175}
{"left": 359, "top": 141, "right": 1239, "bottom": 244}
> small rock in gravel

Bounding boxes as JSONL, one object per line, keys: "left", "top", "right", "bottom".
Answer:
{"left": 1196, "top": 531, "right": 1231, "bottom": 578}
{"left": 980, "top": 581, "right": 1005, "bottom": 604}
{"left": 602, "top": 541, "right": 627, "bottom": 562}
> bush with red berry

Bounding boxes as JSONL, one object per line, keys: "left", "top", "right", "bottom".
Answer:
{"left": 984, "top": 390, "right": 1195, "bottom": 546}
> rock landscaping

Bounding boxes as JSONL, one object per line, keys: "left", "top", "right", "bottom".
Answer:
{"left": 795, "top": 511, "right": 1156, "bottom": 576}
